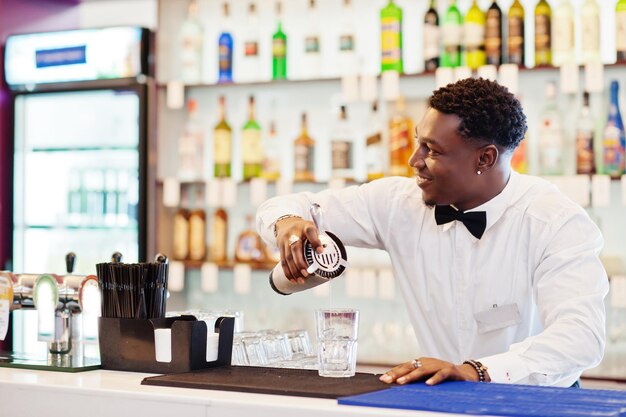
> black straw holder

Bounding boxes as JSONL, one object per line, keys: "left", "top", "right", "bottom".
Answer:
{"left": 98, "top": 315, "right": 234, "bottom": 374}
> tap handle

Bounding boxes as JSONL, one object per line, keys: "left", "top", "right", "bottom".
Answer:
{"left": 111, "top": 252, "right": 123, "bottom": 263}
{"left": 65, "top": 252, "right": 76, "bottom": 274}
{"left": 155, "top": 253, "right": 169, "bottom": 264}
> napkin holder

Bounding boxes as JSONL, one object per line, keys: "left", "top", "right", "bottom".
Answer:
{"left": 98, "top": 315, "right": 234, "bottom": 373}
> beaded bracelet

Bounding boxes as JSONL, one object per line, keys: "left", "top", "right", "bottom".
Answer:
{"left": 273, "top": 214, "right": 303, "bottom": 237}
{"left": 463, "top": 359, "right": 488, "bottom": 382}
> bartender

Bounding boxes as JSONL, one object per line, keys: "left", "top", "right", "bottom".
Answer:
{"left": 256, "top": 78, "right": 608, "bottom": 387}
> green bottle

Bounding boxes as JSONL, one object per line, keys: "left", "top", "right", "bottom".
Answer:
{"left": 442, "top": 0, "right": 463, "bottom": 68}
{"left": 534, "top": 0, "right": 552, "bottom": 67}
{"left": 213, "top": 96, "right": 232, "bottom": 178}
{"left": 380, "top": 0, "right": 403, "bottom": 73}
{"left": 465, "top": 0, "right": 486, "bottom": 70}
{"left": 272, "top": 2, "right": 287, "bottom": 80}
{"left": 242, "top": 96, "right": 262, "bottom": 180}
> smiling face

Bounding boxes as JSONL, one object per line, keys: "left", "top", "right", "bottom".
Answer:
{"left": 409, "top": 108, "right": 490, "bottom": 211}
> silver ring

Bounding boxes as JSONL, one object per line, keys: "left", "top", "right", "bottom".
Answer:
{"left": 288, "top": 234, "right": 300, "bottom": 246}
{"left": 411, "top": 359, "right": 422, "bottom": 369}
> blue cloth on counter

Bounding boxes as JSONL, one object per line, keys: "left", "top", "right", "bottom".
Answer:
{"left": 337, "top": 381, "right": 626, "bottom": 417}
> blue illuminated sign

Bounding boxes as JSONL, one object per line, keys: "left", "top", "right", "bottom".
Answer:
{"left": 35, "top": 46, "right": 87, "bottom": 68}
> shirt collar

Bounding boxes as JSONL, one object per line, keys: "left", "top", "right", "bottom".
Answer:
{"left": 436, "top": 171, "right": 518, "bottom": 236}
{"left": 465, "top": 170, "right": 518, "bottom": 234}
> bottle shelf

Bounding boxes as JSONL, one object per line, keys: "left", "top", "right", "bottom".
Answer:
{"left": 156, "top": 62, "right": 626, "bottom": 91}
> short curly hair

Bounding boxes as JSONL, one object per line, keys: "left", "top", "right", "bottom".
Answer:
{"left": 428, "top": 78, "right": 527, "bottom": 152}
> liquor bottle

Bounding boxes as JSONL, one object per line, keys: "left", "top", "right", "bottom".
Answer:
{"left": 366, "top": 102, "right": 385, "bottom": 181}
{"left": 178, "top": 98, "right": 204, "bottom": 181}
{"left": 209, "top": 208, "right": 228, "bottom": 263}
{"left": 602, "top": 81, "right": 626, "bottom": 179}
{"left": 617, "top": 0, "right": 626, "bottom": 62}
{"left": 188, "top": 207, "right": 207, "bottom": 261}
{"left": 214, "top": 96, "right": 232, "bottom": 178}
{"left": 261, "top": 109, "right": 281, "bottom": 181}
{"left": 538, "top": 81, "right": 564, "bottom": 175}
{"left": 552, "top": 0, "right": 574, "bottom": 67}
{"left": 507, "top": 0, "right": 525, "bottom": 66}
{"left": 581, "top": 0, "right": 600, "bottom": 65}
{"left": 441, "top": 0, "right": 463, "bottom": 68}
{"left": 272, "top": 2, "right": 287, "bottom": 80}
{"left": 218, "top": 2, "right": 234, "bottom": 84}
{"left": 239, "top": 2, "right": 261, "bottom": 82}
{"left": 294, "top": 113, "right": 315, "bottom": 182}
{"left": 485, "top": 1, "right": 503, "bottom": 66}
{"left": 179, "top": 0, "right": 204, "bottom": 84}
{"left": 242, "top": 95, "right": 262, "bottom": 181}
{"left": 534, "top": 0, "right": 552, "bottom": 67}
{"left": 576, "top": 92, "right": 596, "bottom": 175}
{"left": 465, "top": 0, "right": 486, "bottom": 70}
{"left": 173, "top": 208, "right": 190, "bottom": 260}
{"left": 302, "top": 0, "right": 322, "bottom": 79}
{"left": 331, "top": 105, "right": 355, "bottom": 180}
{"left": 423, "top": 0, "right": 440, "bottom": 72}
{"left": 380, "top": 0, "right": 403, "bottom": 73}
{"left": 389, "top": 96, "right": 413, "bottom": 177}
{"left": 339, "top": 0, "right": 358, "bottom": 76}
{"left": 235, "top": 214, "right": 265, "bottom": 263}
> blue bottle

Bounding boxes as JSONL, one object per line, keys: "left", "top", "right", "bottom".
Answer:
{"left": 218, "top": 3, "right": 233, "bottom": 83}
{"left": 602, "top": 80, "right": 626, "bottom": 178}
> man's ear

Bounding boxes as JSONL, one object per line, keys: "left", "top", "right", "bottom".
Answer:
{"left": 477, "top": 144, "right": 499, "bottom": 172}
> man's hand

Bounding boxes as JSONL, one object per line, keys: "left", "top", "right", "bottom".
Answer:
{"left": 275, "top": 217, "right": 323, "bottom": 283}
{"left": 378, "top": 357, "right": 490, "bottom": 386}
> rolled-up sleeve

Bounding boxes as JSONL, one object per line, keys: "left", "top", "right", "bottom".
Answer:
{"left": 256, "top": 179, "right": 402, "bottom": 249}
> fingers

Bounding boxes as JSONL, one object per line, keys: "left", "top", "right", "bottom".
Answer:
{"left": 379, "top": 361, "right": 423, "bottom": 384}
{"left": 304, "top": 225, "right": 324, "bottom": 254}
{"left": 425, "top": 368, "right": 452, "bottom": 386}
{"left": 379, "top": 358, "right": 468, "bottom": 386}
{"left": 277, "top": 220, "right": 318, "bottom": 282}
{"left": 287, "top": 238, "right": 309, "bottom": 281}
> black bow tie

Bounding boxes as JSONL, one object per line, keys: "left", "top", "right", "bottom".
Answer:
{"left": 434, "top": 205, "right": 487, "bottom": 239}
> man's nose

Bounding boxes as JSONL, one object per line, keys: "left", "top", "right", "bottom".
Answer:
{"left": 408, "top": 147, "right": 424, "bottom": 168}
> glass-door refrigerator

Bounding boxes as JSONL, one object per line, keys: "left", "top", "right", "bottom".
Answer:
{"left": 4, "top": 27, "right": 154, "bottom": 275}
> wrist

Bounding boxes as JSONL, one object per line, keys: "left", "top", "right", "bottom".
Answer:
{"left": 273, "top": 215, "right": 303, "bottom": 238}
{"left": 462, "top": 360, "right": 490, "bottom": 383}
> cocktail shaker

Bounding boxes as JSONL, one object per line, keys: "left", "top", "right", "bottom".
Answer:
{"left": 269, "top": 203, "right": 348, "bottom": 295}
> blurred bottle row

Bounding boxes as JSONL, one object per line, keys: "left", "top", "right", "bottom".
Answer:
{"left": 177, "top": 78, "right": 624, "bottom": 184}
{"left": 177, "top": 94, "right": 413, "bottom": 183}
{"left": 172, "top": 203, "right": 279, "bottom": 266}
{"left": 177, "top": 0, "right": 626, "bottom": 85}
{"left": 66, "top": 169, "right": 139, "bottom": 227}
{"left": 532, "top": 79, "right": 625, "bottom": 177}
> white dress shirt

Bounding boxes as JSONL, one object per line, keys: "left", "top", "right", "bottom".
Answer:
{"left": 256, "top": 171, "right": 608, "bottom": 387}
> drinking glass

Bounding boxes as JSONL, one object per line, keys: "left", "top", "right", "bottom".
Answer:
{"left": 315, "top": 308, "right": 359, "bottom": 377}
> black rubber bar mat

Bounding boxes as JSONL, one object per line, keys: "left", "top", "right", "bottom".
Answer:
{"left": 141, "top": 365, "right": 391, "bottom": 399}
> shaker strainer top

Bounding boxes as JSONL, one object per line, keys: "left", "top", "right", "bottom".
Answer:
{"left": 303, "top": 203, "right": 348, "bottom": 280}
{"left": 303, "top": 231, "right": 348, "bottom": 280}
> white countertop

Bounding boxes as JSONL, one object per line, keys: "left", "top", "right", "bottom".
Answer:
{"left": 0, "top": 366, "right": 470, "bottom": 417}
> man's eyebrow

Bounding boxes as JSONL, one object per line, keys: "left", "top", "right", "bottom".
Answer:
{"left": 415, "top": 135, "right": 439, "bottom": 145}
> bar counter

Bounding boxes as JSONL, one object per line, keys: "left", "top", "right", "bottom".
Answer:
{"left": 0, "top": 367, "right": 453, "bottom": 417}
